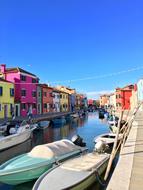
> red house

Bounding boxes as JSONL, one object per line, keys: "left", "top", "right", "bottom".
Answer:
{"left": 40, "top": 84, "right": 54, "bottom": 113}
{"left": 116, "top": 85, "right": 134, "bottom": 111}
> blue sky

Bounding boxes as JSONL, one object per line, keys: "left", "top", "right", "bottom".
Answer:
{"left": 0, "top": 0, "right": 143, "bottom": 98}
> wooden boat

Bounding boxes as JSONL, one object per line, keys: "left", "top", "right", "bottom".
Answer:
{"left": 33, "top": 152, "right": 109, "bottom": 190}
{"left": 0, "top": 121, "right": 35, "bottom": 151}
{"left": 94, "top": 133, "right": 122, "bottom": 147}
{"left": 0, "top": 139, "right": 87, "bottom": 185}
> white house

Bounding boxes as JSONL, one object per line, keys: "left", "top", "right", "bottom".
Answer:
{"left": 53, "top": 89, "right": 60, "bottom": 112}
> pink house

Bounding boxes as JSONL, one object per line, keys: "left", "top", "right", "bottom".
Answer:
{"left": 0, "top": 64, "right": 39, "bottom": 117}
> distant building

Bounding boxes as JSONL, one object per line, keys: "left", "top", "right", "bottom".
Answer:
{"left": 59, "top": 92, "right": 69, "bottom": 112}
{"left": 100, "top": 94, "right": 110, "bottom": 108}
{"left": 109, "top": 93, "right": 116, "bottom": 110}
{"left": 130, "top": 84, "right": 138, "bottom": 111}
{"left": 0, "top": 64, "right": 39, "bottom": 117}
{"left": 116, "top": 85, "right": 134, "bottom": 111}
{"left": 41, "top": 84, "right": 54, "bottom": 113}
{"left": 52, "top": 89, "right": 60, "bottom": 112}
{"left": 137, "top": 79, "right": 143, "bottom": 110}
{"left": 56, "top": 86, "right": 76, "bottom": 112}
{"left": 0, "top": 78, "right": 14, "bottom": 119}
{"left": 37, "top": 85, "right": 42, "bottom": 114}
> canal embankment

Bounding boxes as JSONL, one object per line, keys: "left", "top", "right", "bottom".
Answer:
{"left": 107, "top": 110, "right": 143, "bottom": 190}
{"left": 0, "top": 111, "right": 73, "bottom": 124}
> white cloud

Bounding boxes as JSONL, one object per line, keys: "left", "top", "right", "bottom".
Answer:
{"left": 86, "top": 90, "right": 114, "bottom": 99}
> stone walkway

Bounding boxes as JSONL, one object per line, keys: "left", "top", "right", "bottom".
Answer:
{"left": 107, "top": 111, "right": 143, "bottom": 190}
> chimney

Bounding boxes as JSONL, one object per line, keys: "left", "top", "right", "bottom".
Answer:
{"left": 0, "top": 64, "right": 6, "bottom": 73}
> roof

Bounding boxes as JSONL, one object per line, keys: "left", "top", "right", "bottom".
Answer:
{"left": 5, "top": 67, "right": 38, "bottom": 78}
{"left": 0, "top": 78, "right": 13, "bottom": 84}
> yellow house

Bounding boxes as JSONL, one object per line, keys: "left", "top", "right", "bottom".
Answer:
{"left": 0, "top": 78, "right": 14, "bottom": 119}
{"left": 59, "top": 91, "right": 69, "bottom": 112}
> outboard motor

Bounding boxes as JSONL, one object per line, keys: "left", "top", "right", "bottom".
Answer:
{"left": 94, "top": 140, "right": 109, "bottom": 153}
{"left": 71, "top": 135, "right": 86, "bottom": 147}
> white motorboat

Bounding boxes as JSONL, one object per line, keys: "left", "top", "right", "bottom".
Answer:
{"left": 71, "top": 113, "right": 79, "bottom": 118}
{"left": 33, "top": 152, "right": 109, "bottom": 190}
{"left": 37, "top": 120, "right": 50, "bottom": 129}
{"left": 0, "top": 120, "right": 34, "bottom": 151}
{"left": 94, "top": 133, "right": 122, "bottom": 147}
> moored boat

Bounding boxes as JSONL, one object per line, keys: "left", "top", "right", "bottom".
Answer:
{"left": 0, "top": 120, "right": 34, "bottom": 151}
{"left": 0, "top": 139, "right": 87, "bottom": 185}
{"left": 94, "top": 133, "right": 123, "bottom": 147}
{"left": 52, "top": 117, "right": 66, "bottom": 126}
{"left": 37, "top": 120, "right": 50, "bottom": 129}
{"left": 32, "top": 152, "right": 109, "bottom": 190}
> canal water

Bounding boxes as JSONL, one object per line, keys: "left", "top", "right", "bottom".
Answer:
{"left": 0, "top": 112, "right": 110, "bottom": 190}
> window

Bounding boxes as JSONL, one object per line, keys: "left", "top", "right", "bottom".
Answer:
{"left": 0, "top": 104, "right": 2, "bottom": 111}
{"left": 32, "top": 78, "right": 37, "bottom": 83}
{"left": 0, "top": 86, "right": 3, "bottom": 96}
{"left": 21, "top": 103, "right": 26, "bottom": 110}
{"left": 63, "top": 95, "right": 65, "bottom": 99}
{"left": 44, "top": 92, "right": 47, "bottom": 97}
{"left": 44, "top": 103, "right": 47, "bottom": 109}
{"left": 21, "top": 75, "right": 26, "bottom": 81}
{"left": 10, "top": 88, "right": 14, "bottom": 97}
{"left": 60, "top": 94, "right": 62, "bottom": 99}
{"left": 32, "top": 103, "right": 36, "bottom": 109}
{"left": 21, "top": 89, "right": 26, "bottom": 97}
{"left": 32, "top": 91, "right": 36, "bottom": 97}
{"left": 10, "top": 104, "right": 13, "bottom": 113}
{"left": 38, "top": 92, "right": 41, "bottom": 97}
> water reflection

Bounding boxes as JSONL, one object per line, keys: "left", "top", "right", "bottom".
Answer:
{"left": 0, "top": 112, "right": 109, "bottom": 190}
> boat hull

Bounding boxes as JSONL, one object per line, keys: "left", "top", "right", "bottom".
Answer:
{"left": 0, "top": 131, "right": 31, "bottom": 151}
{"left": 68, "top": 157, "right": 108, "bottom": 190}
{"left": 33, "top": 153, "right": 109, "bottom": 190}
{"left": 0, "top": 163, "right": 53, "bottom": 185}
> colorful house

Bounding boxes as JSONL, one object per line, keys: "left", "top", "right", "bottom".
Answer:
{"left": 37, "top": 85, "right": 42, "bottom": 114}
{"left": 0, "top": 64, "right": 39, "bottom": 117}
{"left": 116, "top": 85, "right": 134, "bottom": 111}
{"left": 59, "top": 92, "right": 69, "bottom": 112}
{"left": 0, "top": 78, "right": 14, "bottom": 119}
{"left": 56, "top": 86, "right": 76, "bottom": 112}
{"left": 53, "top": 89, "right": 60, "bottom": 112}
{"left": 99, "top": 94, "right": 110, "bottom": 108}
{"left": 41, "top": 84, "right": 54, "bottom": 113}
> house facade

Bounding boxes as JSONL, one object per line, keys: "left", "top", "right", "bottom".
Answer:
{"left": 41, "top": 84, "right": 54, "bottom": 113}
{"left": 137, "top": 79, "right": 143, "bottom": 110}
{"left": 0, "top": 64, "right": 39, "bottom": 117}
{"left": 0, "top": 78, "right": 14, "bottom": 119}
{"left": 109, "top": 93, "right": 116, "bottom": 110}
{"left": 37, "top": 85, "right": 42, "bottom": 114}
{"left": 116, "top": 85, "right": 134, "bottom": 111}
{"left": 59, "top": 92, "right": 69, "bottom": 112}
{"left": 130, "top": 84, "right": 138, "bottom": 111}
{"left": 53, "top": 89, "right": 60, "bottom": 112}
{"left": 99, "top": 94, "right": 110, "bottom": 108}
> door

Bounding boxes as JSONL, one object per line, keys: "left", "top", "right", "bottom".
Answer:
{"left": 15, "top": 104, "right": 20, "bottom": 116}
{"left": 4, "top": 105, "right": 8, "bottom": 118}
